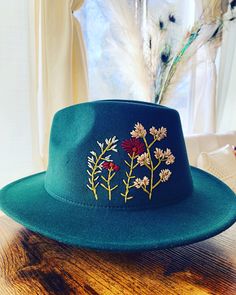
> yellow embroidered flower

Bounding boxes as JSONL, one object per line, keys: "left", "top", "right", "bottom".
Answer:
{"left": 154, "top": 148, "right": 164, "bottom": 159}
{"left": 159, "top": 169, "right": 172, "bottom": 182}
{"left": 137, "top": 152, "right": 150, "bottom": 166}
{"left": 134, "top": 178, "right": 143, "bottom": 188}
{"left": 130, "top": 122, "right": 147, "bottom": 138}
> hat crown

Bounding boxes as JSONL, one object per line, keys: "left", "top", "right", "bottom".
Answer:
{"left": 45, "top": 100, "right": 193, "bottom": 209}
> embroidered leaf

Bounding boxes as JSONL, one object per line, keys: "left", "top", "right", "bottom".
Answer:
{"left": 95, "top": 182, "right": 100, "bottom": 188}
{"left": 90, "top": 151, "right": 97, "bottom": 158}
{"left": 94, "top": 170, "right": 102, "bottom": 174}
{"left": 101, "top": 176, "right": 108, "bottom": 183}
{"left": 125, "top": 172, "right": 129, "bottom": 178}
{"left": 88, "top": 163, "right": 93, "bottom": 169}
{"left": 86, "top": 170, "right": 92, "bottom": 176}
{"left": 100, "top": 183, "right": 108, "bottom": 190}
{"left": 111, "top": 185, "right": 118, "bottom": 191}
{"left": 98, "top": 163, "right": 103, "bottom": 170}
{"left": 110, "top": 144, "right": 117, "bottom": 151}
{"left": 94, "top": 176, "right": 99, "bottom": 182}
{"left": 86, "top": 184, "right": 93, "bottom": 190}
{"left": 105, "top": 138, "right": 111, "bottom": 145}
{"left": 104, "top": 155, "right": 111, "bottom": 161}
{"left": 88, "top": 156, "right": 95, "bottom": 163}
{"left": 112, "top": 136, "right": 118, "bottom": 143}
{"left": 127, "top": 196, "right": 133, "bottom": 200}
{"left": 88, "top": 178, "right": 93, "bottom": 185}
{"left": 97, "top": 141, "right": 104, "bottom": 151}
{"left": 123, "top": 179, "right": 127, "bottom": 185}
{"left": 125, "top": 160, "right": 131, "bottom": 167}
{"left": 110, "top": 172, "right": 116, "bottom": 180}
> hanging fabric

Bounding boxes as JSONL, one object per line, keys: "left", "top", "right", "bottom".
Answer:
{"left": 34, "top": 0, "right": 88, "bottom": 166}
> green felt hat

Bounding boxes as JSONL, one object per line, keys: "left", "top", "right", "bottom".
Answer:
{"left": 0, "top": 100, "right": 236, "bottom": 251}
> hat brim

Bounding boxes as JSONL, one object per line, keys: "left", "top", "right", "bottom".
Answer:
{"left": 0, "top": 167, "right": 235, "bottom": 251}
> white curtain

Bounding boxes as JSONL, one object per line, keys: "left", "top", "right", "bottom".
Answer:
{"left": 0, "top": 0, "right": 88, "bottom": 187}
{"left": 0, "top": 1, "right": 42, "bottom": 187}
{"left": 35, "top": 0, "right": 89, "bottom": 166}
{"left": 217, "top": 5, "right": 236, "bottom": 132}
{"left": 187, "top": 0, "right": 224, "bottom": 134}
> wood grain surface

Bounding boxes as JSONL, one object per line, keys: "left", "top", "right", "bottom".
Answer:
{"left": 0, "top": 214, "right": 235, "bottom": 295}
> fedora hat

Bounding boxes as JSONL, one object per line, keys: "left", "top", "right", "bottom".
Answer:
{"left": 0, "top": 99, "right": 235, "bottom": 251}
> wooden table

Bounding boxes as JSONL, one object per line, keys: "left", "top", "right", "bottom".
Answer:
{"left": 0, "top": 215, "right": 235, "bottom": 295}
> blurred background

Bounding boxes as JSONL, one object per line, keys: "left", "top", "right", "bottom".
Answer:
{"left": 0, "top": 0, "right": 235, "bottom": 187}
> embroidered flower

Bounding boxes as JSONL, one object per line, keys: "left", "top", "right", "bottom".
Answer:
{"left": 159, "top": 169, "right": 172, "bottom": 182}
{"left": 137, "top": 152, "right": 150, "bottom": 166}
{"left": 88, "top": 123, "right": 175, "bottom": 203}
{"left": 133, "top": 176, "right": 150, "bottom": 189}
{"left": 149, "top": 126, "right": 158, "bottom": 137}
{"left": 102, "top": 161, "right": 120, "bottom": 171}
{"left": 142, "top": 176, "right": 149, "bottom": 187}
{"left": 121, "top": 138, "right": 145, "bottom": 156}
{"left": 130, "top": 122, "right": 147, "bottom": 138}
{"left": 154, "top": 148, "right": 164, "bottom": 159}
{"left": 150, "top": 126, "right": 167, "bottom": 141}
{"left": 165, "top": 154, "right": 175, "bottom": 165}
{"left": 133, "top": 178, "right": 143, "bottom": 188}
{"left": 163, "top": 148, "right": 172, "bottom": 157}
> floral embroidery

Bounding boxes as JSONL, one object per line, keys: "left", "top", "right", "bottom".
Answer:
{"left": 86, "top": 123, "right": 175, "bottom": 202}
{"left": 121, "top": 123, "right": 175, "bottom": 202}
{"left": 87, "top": 136, "right": 118, "bottom": 200}
{"left": 102, "top": 162, "right": 120, "bottom": 171}
{"left": 121, "top": 138, "right": 145, "bottom": 156}
{"left": 130, "top": 122, "right": 147, "bottom": 138}
{"left": 159, "top": 169, "right": 172, "bottom": 182}
{"left": 149, "top": 126, "right": 167, "bottom": 141}
{"left": 100, "top": 161, "right": 119, "bottom": 201}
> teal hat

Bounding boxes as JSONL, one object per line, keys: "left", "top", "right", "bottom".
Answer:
{"left": 0, "top": 100, "right": 236, "bottom": 251}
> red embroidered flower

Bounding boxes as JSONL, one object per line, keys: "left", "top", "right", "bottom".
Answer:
{"left": 102, "top": 161, "right": 120, "bottom": 171}
{"left": 121, "top": 138, "right": 145, "bottom": 156}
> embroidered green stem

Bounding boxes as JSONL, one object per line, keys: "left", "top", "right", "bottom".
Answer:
{"left": 154, "top": 159, "right": 162, "bottom": 171}
{"left": 153, "top": 178, "right": 162, "bottom": 190}
{"left": 90, "top": 144, "right": 111, "bottom": 200}
{"left": 148, "top": 137, "right": 158, "bottom": 149}
{"left": 121, "top": 153, "right": 137, "bottom": 202}
{"left": 101, "top": 169, "right": 118, "bottom": 201}
{"left": 141, "top": 186, "right": 149, "bottom": 195}
{"left": 143, "top": 137, "right": 154, "bottom": 200}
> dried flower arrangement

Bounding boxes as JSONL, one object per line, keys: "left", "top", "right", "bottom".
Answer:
{"left": 102, "top": 0, "right": 236, "bottom": 104}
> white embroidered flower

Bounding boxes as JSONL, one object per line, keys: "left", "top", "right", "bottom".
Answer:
{"left": 134, "top": 178, "right": 143, "bottom": 189}
{"left": 149, "top": 126, "right": 158, "bottom": 137}
{"left": 137, "top": 152, "right": 150, "bottom": 166}
{"left": 142, "top": 176, "right": 149, "bottom": 187}
{"left": 154, "top": 148, "right": 164, "bottom": 159}
{"left": 130, "top": 122, "right": 147, "bottom": 138}
{"left": 159, "top": 169, "right": 172, "bottom": 182}
{"left": 149, "top": 126, "right": 167, "bottom": 140}
{"left": 156, "top": 127, "right": 167, "bottom": 141}
{"left": 166, "top": 154, "right": 175, "bottom": 165}
{"left": 163, "top": 148, "right": 172, "bottom": 157}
